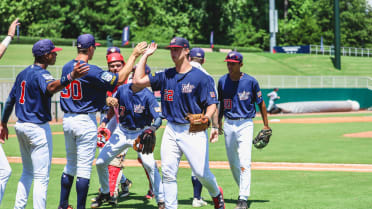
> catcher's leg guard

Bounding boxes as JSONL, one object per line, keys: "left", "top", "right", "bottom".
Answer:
{"left": 108, "top": 165, "right": 121, "bottom": 197}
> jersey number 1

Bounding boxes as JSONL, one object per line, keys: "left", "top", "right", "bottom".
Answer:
{"left": 19, "top": 80, "right": 26, "bottom": 104}
{"left": 60, "top": 80, "right": 83, "bottom": 100}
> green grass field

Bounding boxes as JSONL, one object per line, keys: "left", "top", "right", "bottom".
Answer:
{"left": 1, "top": 44, "right": 372, "bottom": 208}
{"left": 0, "top": 44, "right": 371, "bottom": 77}
{"left": 1, "top": 112, "right": 372, "bottom": 208}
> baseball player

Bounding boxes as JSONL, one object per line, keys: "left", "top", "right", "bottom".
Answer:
{"left": 217, "top": 51, "right": 270, "bottom": 209}
{"left": 133, "top": 39, "right": 225, "bottom": 209}
{"left": 57, "top": 34, "right": 146, "bottom": 209}
{"left": 0, "top": 18, "right": 20, "bottom": 206}
{"left": 92, "top": 65, "right": 165, "bottom": 208}
{"left": 188, "top": 47, "right": 220, "bottom": 207}
{"left": 267, "top": 88, "right": 280, "bottom": 113}
{"left": 99, "top": 49, "right": 133, "bottom": 201}
{"left": 0, "top": 39, "right": 89, "bottom": 209}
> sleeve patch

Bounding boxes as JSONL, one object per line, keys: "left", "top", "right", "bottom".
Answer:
{"left": 210, "top": 91, "right": 216, "bottom": 98}
{"left": 154, "top": 107, "right": 161, "bottom": 112}
{"left": 42, "top": 74, "right": 54, "bottom": 81}
{"left": 101, "top": 72, "right": 113, "bottom": 82}
{"left": 257, "top": 91, "right": 262, "bottom": 98}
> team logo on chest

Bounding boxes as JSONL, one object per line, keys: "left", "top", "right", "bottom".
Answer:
{"left": 238, "top": 91, "right": 250, "bottom": 100}
{"left": 182, "top": 83, "right": 195, "bottom": 93}
{"left": 134, "top": 104, "right": 145, "bottom": 113}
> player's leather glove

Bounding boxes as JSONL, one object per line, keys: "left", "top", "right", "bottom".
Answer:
{"left": 133, "top": 126, "right": 156, "bottom": 154}
{"left": 97, "top": 128, "right": 111, "bottom": 148}
{"left": 253, "top": 128, "right": 272, "bottom": 149}
{"left": 185, "top": 113, "right": 210, "bottom": 133}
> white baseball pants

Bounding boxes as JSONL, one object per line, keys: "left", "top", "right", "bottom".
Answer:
{"left": 0, "top": 144, "right": 11, "bottom": 205}
{"left": 63, "top": 113, "right": 98, "bottom": 179}
{"left": 161, "top": 122, "right": 220, "bottom": 209}
{"left": 96, "top": 125, "right": 164, "bottom": 202}
{"left": 13, "top": 122, "right": 52, "bottom": 209}
{"left": 223, "top": 118, "right": 254, "bottom": 198}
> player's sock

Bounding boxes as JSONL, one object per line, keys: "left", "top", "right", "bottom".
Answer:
{"left": 76, "top": 177, "right": 90, "bottom": 209}
{"left": 191, "top": 176, "right": 203, "bottom": 199}
{"left": 120, "top": 173, "right": 127, "bottom": 183}
{"left": 59, "top": 173, "right": 74, "bottom": 208}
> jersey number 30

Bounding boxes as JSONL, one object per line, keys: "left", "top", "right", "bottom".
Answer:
{"left": 60, "top": 80, "right": 82, "bottom": 100}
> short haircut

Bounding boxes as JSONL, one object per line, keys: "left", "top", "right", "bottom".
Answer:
{"left": 190, "top": 57, "right": 204, "bottom": 64}
{"left": 34, "top": 55, "right": 48, "bottom": 64}
{"left": 77, "top": 48, "right": 89, "bottom": 54}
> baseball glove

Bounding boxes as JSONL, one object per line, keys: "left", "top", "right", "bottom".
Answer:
{"left": 185, "top": 113, "right": 210, "bottom": 133}
{"left": 133, "top": 127, "right": 156, "bottom": 154}
{"left": 97, "top": 128, "right": 111, "bottom": 148}
{"left": 253, "top": 128, "right": 272, "bottom": 149}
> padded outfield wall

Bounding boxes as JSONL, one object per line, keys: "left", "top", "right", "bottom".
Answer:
{"left": 261, "top": 88, "right": 372, "bottom": 109}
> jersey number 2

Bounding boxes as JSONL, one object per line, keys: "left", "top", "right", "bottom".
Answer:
{"left": 19, "top": 80, "right": 26, "bottom": 104}
{"left": 60, "top": 80, "right": 82, "bottom": 100}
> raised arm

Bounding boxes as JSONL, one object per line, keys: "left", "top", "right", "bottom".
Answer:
{"left": 132, "top": 42, "right": 158, "bottom": 89}
{"left": 117, "top": 42, "right": 147, "bottom": 85}
{"left": 0, "top": 18, "right": 20, "bottom": 59}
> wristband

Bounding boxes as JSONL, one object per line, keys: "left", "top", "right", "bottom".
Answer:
{"left": 1, "top": 36, "right": 12, "bottom": 48}
{"left": 61, "top": 72, "right": 74, "bottom": 86}
{"left": 212, "top": 126, "right": 219, "bottom": 129}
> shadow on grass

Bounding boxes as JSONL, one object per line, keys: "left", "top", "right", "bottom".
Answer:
{"left": 89, "top": 192, "right": 158, "bottom": 209}
{"left": 178, "top": 198, "right": 270, "bottom": 208}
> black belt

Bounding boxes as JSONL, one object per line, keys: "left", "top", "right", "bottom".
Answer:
{"left": 227, "top": 117, "right": 250, "bottom": 121}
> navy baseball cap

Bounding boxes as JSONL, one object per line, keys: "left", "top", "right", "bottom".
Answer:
{"left": 224, "top": 51, "right": 243, "bottom": 63}
{"left": 166, "top": 37, "right": 189, "bottom": 49}
{"left": 32, "top": 39, "right": 62, "bottom": 57}
{"left": 77, "top": 34, "right": 101, "bottom": 49}
{"left": 107, "top": 47, "right": 121, "bottom": 55}
{"left": 189, "top": 48, "right": 205, "bottom": 59}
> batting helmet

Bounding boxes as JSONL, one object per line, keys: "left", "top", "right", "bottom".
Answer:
{"left": 106, "top": 52, "right": 125, "bottom": 64}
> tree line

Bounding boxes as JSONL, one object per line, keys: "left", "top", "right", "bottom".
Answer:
{"left": 0, "top": 0, "right": 371, "bottom": 50}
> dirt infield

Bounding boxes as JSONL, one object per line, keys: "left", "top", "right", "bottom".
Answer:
{"left": 343, "top": 131, "right": 372, "bottom": 138}
{"left": 6, "top": 157, "right": 372, "bottom": 173}
{"left": 7, "top": 113, "right": 372, "bottom": 172}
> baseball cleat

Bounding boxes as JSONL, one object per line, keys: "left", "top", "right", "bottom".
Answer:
{"left": 158, "top": 201, "right": 166, "bottom": 209}
{"left": 212, "top": 186, "right": 225, "bottom": 209}
{"left": 90, "top": 192, "right": 110, "bottom": 208}
{"left": 235, "top": 199, "right": 248, "bottom": 209}
{"left": 192, "top": 197, "right": 208, "bottom": 207}
{"left": 120, "top": 179, "right": 132, "bottom": 197}
{"left": 145, "top": 189, "right": 155, "bottom": 199}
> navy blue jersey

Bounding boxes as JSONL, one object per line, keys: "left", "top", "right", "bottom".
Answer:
{"left": 8, "top": 65, "right": 55, "bottom": 123}
{"left": 218, "top": 73, "right": 263, "bottom": 119}
{"left": 148, "top": 67, "right": 218, "bottom": 124}
{"left": 115, "top": 84, "right": 160, "bottom": 129}
{"left": 60, "top": 60, "right": 118, "bottom": 113}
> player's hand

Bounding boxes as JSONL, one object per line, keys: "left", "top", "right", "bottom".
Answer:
{"left": 133, "top": 42, "right": 147, "bottom": 57}
{"left": 98, "top": 123, "right": 106, "bottom": 131}
{"left": 210, "top": 128, "right": 219, "bottom": 143}
{"left": 0, "top": 123, "right": 9, "bottom": 144}
{"left": 71, "top": 61, "right": 89, "bottom": 79}
{"left": 106, "top": 97, "right": 118, "bottom": 107}
{"left": 144, "top": 42, "right": 157, "bottom": 57}
{"left": 8, "top": 18, "right": 20, "bottom": 38}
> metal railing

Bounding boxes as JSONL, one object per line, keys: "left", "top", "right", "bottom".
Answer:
{"left": 310, "top": 45, "right": 372, "bottom": 57}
